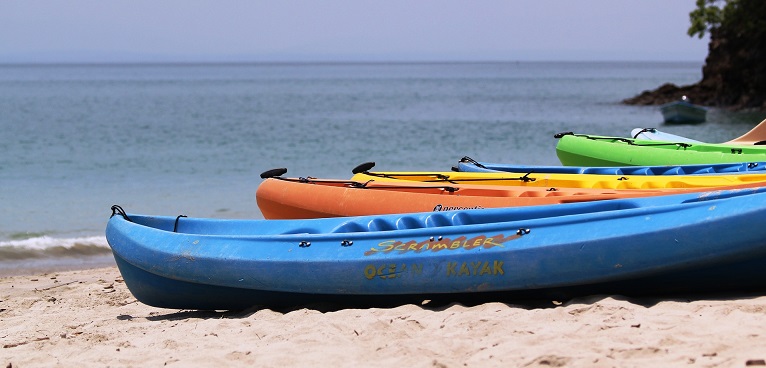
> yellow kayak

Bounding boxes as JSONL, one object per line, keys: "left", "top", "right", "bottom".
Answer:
{"left": 351, "top": 170, "right": 766, "bottom": 190}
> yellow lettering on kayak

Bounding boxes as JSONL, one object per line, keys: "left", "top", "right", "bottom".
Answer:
{"left": 364, "top": 233, "right": 522, "bottom": 256}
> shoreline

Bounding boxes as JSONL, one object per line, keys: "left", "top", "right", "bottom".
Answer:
{"left": 3, "top": 267, "right": 766, "bottom": 366}
{"left": 0, "top": 255, "right": 115, "bottom": 277}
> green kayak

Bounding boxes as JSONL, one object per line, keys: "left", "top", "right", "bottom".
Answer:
{"left": 554, "top": 132, "right": 766, "bottom": 166}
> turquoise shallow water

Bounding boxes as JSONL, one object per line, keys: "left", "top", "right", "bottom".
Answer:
{"left": 2, "top": 61, "right": 764, "bottom": 273}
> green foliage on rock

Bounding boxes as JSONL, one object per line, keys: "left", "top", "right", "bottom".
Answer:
{"left": 688, "top": 0, "right": 724, "bottom": 38}
{"left": 626, "top": 0, "right": 766, "bottom": 110}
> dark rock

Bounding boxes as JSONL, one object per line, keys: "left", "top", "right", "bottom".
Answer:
{"left": 624, "top": 0, "right": 766, "bottom": 111}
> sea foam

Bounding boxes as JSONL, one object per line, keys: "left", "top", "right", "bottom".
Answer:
{"left": 0, "top": 236, "right": 110, "bottom": 260}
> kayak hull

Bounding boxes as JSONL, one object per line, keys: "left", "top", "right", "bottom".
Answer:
{"left": 112, "top": 250, "right": 766, "bottom": 310}
{"left": 350, "top": 170, "right": 766, "bottom": 190}
{"left": 107, "top": 188, "right": 766, "bottom": 309}
{"left": 255, "top": 177, "right": 667, "bottom": 219}
{"left": 456, "top": 157, "right": 766, "bottom": 175}
{"left": 555, "top": 133, "right": 766, "bottom": 166}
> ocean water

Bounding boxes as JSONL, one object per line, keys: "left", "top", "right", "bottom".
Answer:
{"left": 2, "top": 61, "right": 764, "bottom": 275}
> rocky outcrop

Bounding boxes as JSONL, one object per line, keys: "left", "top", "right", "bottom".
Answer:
{"left": 624, "top": 0, "right": 766, "bottom": 111}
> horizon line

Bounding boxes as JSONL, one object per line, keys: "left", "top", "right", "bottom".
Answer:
{"left": 0, "top": 59, "right": 705, "bottom": 66}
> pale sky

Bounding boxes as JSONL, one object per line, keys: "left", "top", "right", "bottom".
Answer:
{"left": 0, "top": 1, "right": 709, "bottom": 63}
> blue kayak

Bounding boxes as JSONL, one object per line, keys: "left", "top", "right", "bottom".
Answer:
{"left": 107, "top": 188, "right": 766, "bottom": 310}
{"left": 455, "top": 156, "right": 766, "bottom": 175}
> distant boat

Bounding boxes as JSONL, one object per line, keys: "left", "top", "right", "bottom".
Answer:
{"left": 659, "top": 96, "right": 707, "bottom": 124}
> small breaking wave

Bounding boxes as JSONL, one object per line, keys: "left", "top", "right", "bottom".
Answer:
{"left": 0, "top": 236, "right": 110, "bottom": 260}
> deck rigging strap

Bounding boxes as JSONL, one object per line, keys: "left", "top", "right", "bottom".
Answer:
{"left": 270, "top": 174, "right": 461, "bottom": 192}
{"left": 269, "top": 173, "right": 461, "bottom": 192}
{"left": 358, "top": 182, "right": 459, "bottom": 192}
{"left": 555, "top": 131, "right": 693, "bottom": 148}
{"left": 363, "top": 171, "right": 452, "bottom": 180}
{"left": 583, "top": 135, "right": 693, "bottom": 148}
{"left": 423, "top": 177, "right": 535, "bottom": 184}
{"left": 275, "top": 176, "right": 360, "bottom": 186}
{"left": 369, "top": 172, "right": 536, "bottom": 184}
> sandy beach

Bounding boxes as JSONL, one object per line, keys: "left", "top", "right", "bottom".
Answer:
{"left": 1, "top": 267, "right": 765, "bottom": 367}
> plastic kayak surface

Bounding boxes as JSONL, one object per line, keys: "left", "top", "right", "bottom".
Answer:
{"left": 456, "top": 156, "right": 766, "bottom": 175}
{"left": 107, "top": 188, "right": 766, "bottom": 309}
{"left": 630, "top": 128, "right": 701, "bottom": 143}
{"left": 350, "top": 170, "right": 766, "bottom": 190}
{"left": 255, "top": 177, "right": 674, "bottom": 219}
{"left": 554, "top": 132, "right": 766, "bottom": 166}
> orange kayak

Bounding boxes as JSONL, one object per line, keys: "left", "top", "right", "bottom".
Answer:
{"left": 255, "top": 176, "right": 682, "bottom": 219}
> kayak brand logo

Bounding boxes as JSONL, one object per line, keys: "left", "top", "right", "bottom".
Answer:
{"left": 362, "top": 260, "right": 505, "bottom": 280}
{"left": 433, "top": 204, "right": 485, "bottom": 211}
{"left": 446, "top": 260, "right": 504, "bottom": 277}
{"left": 363, "top": 263, "right": 423, "bottom": 280}
{"left": 364, "top": 233, "right": 520, "bottom": 256}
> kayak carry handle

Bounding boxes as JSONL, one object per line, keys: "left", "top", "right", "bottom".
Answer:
{"left": 554, "top": 131, "right": 573, "bottom": 139}
{"left": 261, "top": 168, "right": 288, "bottom": 179}
{"left": 110, "top": 205, "right": 132, "bottom": 222}
{"left": 173, "top": 215, "right": 187, "bottom": 233}
{"left": 458, "top": 156, "right": 487, "bottom": 169}
{"left": 352, "top": 162, "right": 376, "bottom": 174}
{"left": 632, "top": 128, "right": 657, "bottom": 139}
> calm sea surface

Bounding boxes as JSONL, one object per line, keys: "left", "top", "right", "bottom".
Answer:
{"left": 2, "top": 61, "right": 764, "bottom": 274}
